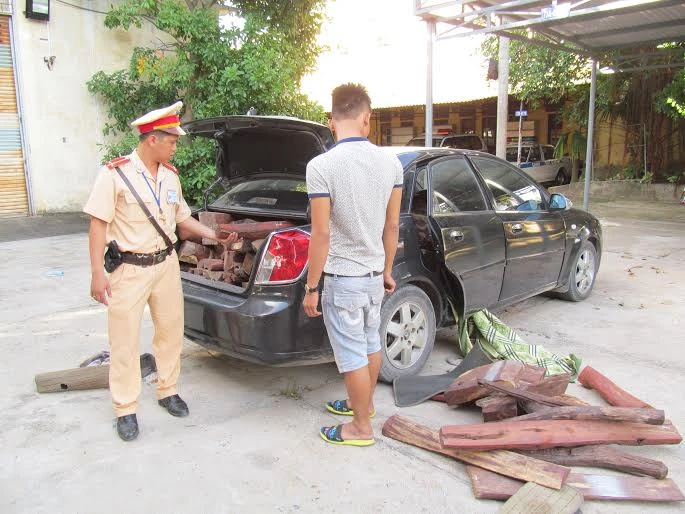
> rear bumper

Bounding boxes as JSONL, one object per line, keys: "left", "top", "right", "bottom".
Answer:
{"left": 182, "top": 277, "right": 333, "bottom": 366}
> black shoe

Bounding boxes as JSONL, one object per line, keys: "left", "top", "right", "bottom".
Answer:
{"left": 116, "top": 414, "right": 139, "bottom": 441}
{"left": 158, "top": 394, "right": 189, "bottom": 417}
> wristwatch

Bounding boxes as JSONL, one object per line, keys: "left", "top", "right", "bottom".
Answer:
{"left": 304, "top": 283, "right": 320, "bottom": 294}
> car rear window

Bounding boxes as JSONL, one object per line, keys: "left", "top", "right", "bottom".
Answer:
{"left": 445, "top": 136, "right": 480, "bottom": 150}
{"left": 408, "top": 137, "right": 442, "bottom": 147}
{"left": 211, "top": 178, "right": 308, "bottom": 213}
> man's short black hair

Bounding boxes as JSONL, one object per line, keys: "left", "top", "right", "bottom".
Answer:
{"left": 331, "top": 83, "right": 371, "bottom": 120}
{"left": 139, "top": 130, "right": 172, "bottom": 142}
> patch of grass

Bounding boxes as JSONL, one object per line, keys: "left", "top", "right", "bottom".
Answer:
{"left": 279, "top": 378, "right": 302, "bottom": 400}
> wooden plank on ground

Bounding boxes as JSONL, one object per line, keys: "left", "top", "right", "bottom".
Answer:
{"left": 478, "top": 394, "right": 519, "bottom": 422}
{"left": 35, "top": 365, "right": 109, "bottom": 393}
{"left": 478, "top": 380, "right": 576, "bottom": 407}
{"left": 520, "top": 394, "right": 589, "bottom": 413}
{"left": 499, "top": 482, "right": 583, "bottom": 514}
{"left": 525, "top": 373, "right": 572, "bottom": 397}
{"left": 467, "top": 465, "right": 685, "bottom": 502}
{"left": 440, "top": 419, "right": 682, "bottom": 450}
{"left": 517, "top": 445, "right": 668, "bottom": 479}
{"left": 382, "top": 415, "right": 570, "bottom": 490}
{"left": 510, "top": 406, "right": 665, "bottom": 425}
{"left": 578, "top": 366, "right": 653, "bottom": 408}
{"left": 445, "top": 360, "right": 545, "bottom": 405}
{"left": 476, "top": 374, "right": 574, "bottom": 422}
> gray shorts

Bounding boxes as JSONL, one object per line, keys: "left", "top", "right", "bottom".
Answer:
{"left": 322, "top": 274, "right": 385, "bottom": 373}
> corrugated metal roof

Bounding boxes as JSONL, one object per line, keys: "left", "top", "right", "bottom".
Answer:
{"left": 373, "top": 95, "right": 498, "bottom": 111}
{"left": 550, "top": 1, "right": 685, "bottom": 52}
{"left": 418, "top": 0, "right": 685, "bottom": 70}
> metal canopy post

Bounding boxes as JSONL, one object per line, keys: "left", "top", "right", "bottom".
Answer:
{"left": 495, "top": 35, "right": 510, "bottom": 159}
{"left": 583, "top": 59, "right": 598, "bottom": 211}
{"left": 425, "top": 19, "right": 435, "bottom": 146}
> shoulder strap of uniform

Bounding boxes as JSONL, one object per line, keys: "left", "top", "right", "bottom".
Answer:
{"left": 104, "top": 156, "right": 131, "bottom": 170}
{"left": 161, "top": 162, "right": 178, "bottom": 174}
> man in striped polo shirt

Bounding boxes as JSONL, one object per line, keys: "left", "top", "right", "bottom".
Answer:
{"left": 303, "top": 83, "right": 403, "bottom": 446}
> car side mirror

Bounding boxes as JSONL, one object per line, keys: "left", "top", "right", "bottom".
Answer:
{"left": 550, "top": 193, "right": 572, "bottom": 210}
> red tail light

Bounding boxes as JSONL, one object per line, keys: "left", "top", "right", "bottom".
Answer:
{"left": 255, "top": 230, "right": 310, "bottom": 284}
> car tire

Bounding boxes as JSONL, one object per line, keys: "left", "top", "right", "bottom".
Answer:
{"left": 558, "top": 241, "right": 598, "bottom": 302}
{"left": 555, "top": 168, "right": 569, "bottom": 186}
{"left": 378, "top": 284, "right": 436, "bottom": 383}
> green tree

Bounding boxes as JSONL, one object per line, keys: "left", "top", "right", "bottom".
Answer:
{"left": 87, "top": 0, "right": 327, "bottom": 205}
{"left": 482, "top": 36, "right": 685, "bottom": 181}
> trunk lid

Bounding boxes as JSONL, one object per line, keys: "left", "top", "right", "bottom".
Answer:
{"left": 183, "top": 115, "right": 335, "bottom": 180}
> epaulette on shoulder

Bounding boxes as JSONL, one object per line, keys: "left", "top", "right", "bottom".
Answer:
{"left": 161, "top": 162, "right": 179, "bottom": 174}
{"left": 104, "top": 156, "right": 131, "bottom": 170}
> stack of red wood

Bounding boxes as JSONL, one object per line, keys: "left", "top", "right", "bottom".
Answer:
{"left": 383, "top": 364, "right": 684, "bottom": 504}
{"left": 178, "top": 212, "right": 294, "bottom": 286}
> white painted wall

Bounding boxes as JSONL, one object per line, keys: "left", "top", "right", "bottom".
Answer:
{"left": 13, "top": 0, "right": 162, "bottom": 212}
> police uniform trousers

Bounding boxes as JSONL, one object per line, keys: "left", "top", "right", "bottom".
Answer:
{"left": 107, "top": 251, "right": 183, "bottom": 416}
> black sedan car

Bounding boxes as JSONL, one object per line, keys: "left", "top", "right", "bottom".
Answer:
{"left": 181, "top": 116, "right": 602, "bottom": 382}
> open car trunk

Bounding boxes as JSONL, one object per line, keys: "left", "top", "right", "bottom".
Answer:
{"left": 178, "top": 210, "right": 308, "bottom": 290}
{"left": 179, "top": 115, "right": 333, "bottom": 291}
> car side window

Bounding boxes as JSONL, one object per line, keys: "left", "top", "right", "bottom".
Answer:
{"left": 411, "top": 167, "right": 428, "bottom": 215}
{"left": 529, "top": 145, "right": 542, "bottom": 162}
{"left": 543, "top": 145, "right": 556, "bottom": 160}
{"left": 400, "top": 165, "right": 415, "bottom": 213}
{"left": 469, "top": 157, "right": 544, "bottom": 212}
{"left": 429, "top": 157, "right": 487, "bottom": 214}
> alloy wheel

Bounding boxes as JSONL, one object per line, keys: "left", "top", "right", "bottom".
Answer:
{"left": 384, "top": 302, "right": 428, "bottom": 369}
{"left": 575, "top": 249, "right": 596, "bottom": 295}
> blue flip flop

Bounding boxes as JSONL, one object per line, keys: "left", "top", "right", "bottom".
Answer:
{"left": 320, "top": 424, "right": 375, "bottom": 447}
{"left": 325, "top": 399, "right": 376, "bottom": 418}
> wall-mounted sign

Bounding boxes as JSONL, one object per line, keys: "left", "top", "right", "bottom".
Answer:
{"left": 26, "top": 0, "right": 49, "bottom": 21}
{"left": 515, "top": 110, "right": 528, "bottom": 117}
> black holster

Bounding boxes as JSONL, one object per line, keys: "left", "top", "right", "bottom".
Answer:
{"left": 104, "top": 240, "right": 123, "bottom": 273}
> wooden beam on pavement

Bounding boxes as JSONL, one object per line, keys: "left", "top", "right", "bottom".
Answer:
{"left": 382, "top": 415, "right": 570, "bottom": 490}
{"left": 467, "top": 465, "right": 685, "bottom": 502}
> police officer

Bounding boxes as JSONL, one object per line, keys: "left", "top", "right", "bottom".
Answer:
{"left": 84, "top": 102, "right": 237, "bottom": 441}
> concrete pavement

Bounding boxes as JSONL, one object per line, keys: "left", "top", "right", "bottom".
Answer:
{"left": 0, "top": 205, "right": 683, "bottom": 513}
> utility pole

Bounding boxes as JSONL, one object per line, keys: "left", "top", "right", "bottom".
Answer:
{"left": 495, "top": 35, "right": 510, "bottom": 159}
{"left": 425, "top": 19, "right": 435, "bottom": 146}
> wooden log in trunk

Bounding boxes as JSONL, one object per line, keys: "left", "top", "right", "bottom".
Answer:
{"left": 178, "top": 240, "right": 210, "bottom": 265}
{"left": 242, "top": 252, "right": 255, "bottom": 274}
{"left": 252, "top": 239, "right": 266, "bottom": 252}
{"left": 440, "top": 419, "right": 682, "bottom": 451}
{"left": 517, "top": 445, "right": 669, "bottom": 479}
{"left": 578, "top": 365, "right": 653, "bottom": 408}
{"left": 382, "top": 415, "right": 570, "bottom": 489}
{"left": 466, "top": 465, "right": 685, "bottom": 502}
{"left": 510, "top": 406, "right": 665, "bottom": 425}
{"left": 199, "top": 212, "right": 233, "bottom": 245}
{"left": 197, "top": 258, "right": 224, "bottom": 271}
{"left": 218, "top": 221, "right": 295, "bottom": 240}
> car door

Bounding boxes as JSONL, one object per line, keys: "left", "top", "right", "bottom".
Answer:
{"left": 468, "top": 156, "right": 567, "bottom": 303}
{"left": 542, "top": 144, "right": 562, "bottom": 182}
{"left": 423, "top": 156, "right": 506, "bottom": 312}
{"left": 518, "top": 144, "right": 545, "bottom": 183}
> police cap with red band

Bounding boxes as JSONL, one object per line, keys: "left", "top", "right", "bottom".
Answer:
{"left": 131, "top": 101, "right": 186, "bottom": 136}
